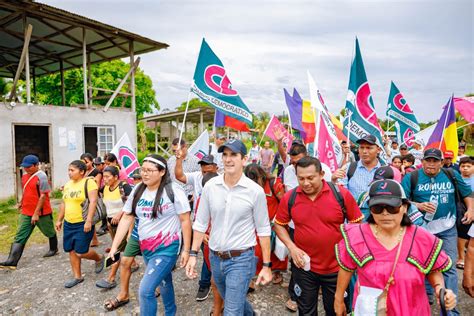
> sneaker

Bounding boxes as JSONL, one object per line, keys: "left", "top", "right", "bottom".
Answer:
{"left": 97, "top": 227, "right": 108, "bottom": 236}
{"left": 195, "top": 286, "right": 211, "bottom": 301}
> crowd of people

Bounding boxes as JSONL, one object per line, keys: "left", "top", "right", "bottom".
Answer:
{"left": 1, "top": 132, "right": 473, "bottom": 315}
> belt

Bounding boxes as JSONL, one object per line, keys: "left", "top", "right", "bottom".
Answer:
{"left": 211, "top": 247, "right": 252, "bottom": 260}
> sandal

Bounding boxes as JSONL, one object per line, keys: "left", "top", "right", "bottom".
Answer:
{"left": 64, "top": 278, "right": 84, "bottom": 288}
{"left": 95, "top": 255, "right": 105, "bottom": 274}
{"left": 131, "top": 264, "right": 140, "bottom": 273}
{"left": 456, "top": 262, "right": 464, "bottom": 270}
{"left": 285, "top": 298, "right": 297, "bottom": 312}
{"left": 96, "top": 278, "right": 117, "bottom": 289}
{"left": 272, "top": 272, "right": 283, "bottom": 284}
{"left": 104, "top": 297, "right": 129, "bottom": 311}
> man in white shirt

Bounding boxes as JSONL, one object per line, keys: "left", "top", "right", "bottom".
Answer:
{"left": 186, "top": 139, "right": 272, "bottom": 315}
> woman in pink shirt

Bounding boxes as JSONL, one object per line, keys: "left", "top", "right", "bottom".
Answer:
{"left": 334, "top": 179, "right": 456, "bottom": 316}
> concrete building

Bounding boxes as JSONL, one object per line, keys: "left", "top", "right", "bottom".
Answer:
{"left": 0, "top": 1, "right": 168, "bottom": 199}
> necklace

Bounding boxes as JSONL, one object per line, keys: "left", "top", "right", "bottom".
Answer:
{"left": 374, "top": 225, "right": 404, "bottom": 243}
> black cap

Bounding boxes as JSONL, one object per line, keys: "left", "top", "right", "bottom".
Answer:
{"left": 423, "top": 148, "right": 442, "bottom": 161}
{"left": 93, "top": 157, "right": 104, "bottom": 165}
{"left": 373, "top": 166, "right": 395, "bottom": 181}
{"left": 356, "top": 135, "right": 378, "bottom": 146}
{"left": 368, "top": 179, "right": 408, "bottom": 207}
{"left": 132, "top": 168, "right": 142, "bottom": 179}
{"left": 218, "top": 139, "right": 247, "bottom": 155}
{"left": 198, "top": 155, "right": 216, "bottom": 165}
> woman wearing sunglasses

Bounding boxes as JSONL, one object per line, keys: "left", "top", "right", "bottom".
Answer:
{"left": 334, "top": 179, "right": 456, "bottom": 316}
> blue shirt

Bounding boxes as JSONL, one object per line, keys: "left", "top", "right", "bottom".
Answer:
{"left": 341, "top": 160, "right": 381, "bottom": 199}
{"left": 401, "top": 169, "right": 472, "bottom": 234}
{"left": 463, "top": 176, "right": 474, "bottom": 191}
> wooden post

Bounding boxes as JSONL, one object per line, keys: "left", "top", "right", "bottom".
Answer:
{"left": 155, "top": 122, "right": 158, "bottom": 154}
{"left": 129, "top": 41, "right": 136, "bottom": 112}
{"left": 88, "top": 52, "right": 92, "bottom": 106}
{"left": 8, "top": 24, "right": 32, "bottom": 101}
{"left": 199, "top": 112, "right": 204, "bottom": 134}
{"left": 82, "top": 28, "right": 88, "bottom": 107}
{"left": 60, "top": 60, "right": 65, "bottom": 106}
{"left": 32, "top": 67, "right": 37, "bottom": 102}
{"left": 103, "top": 57, "right": 140, "bottom": 112}
{"left": 24, "top": 24, "right": 31, "bottom": 104}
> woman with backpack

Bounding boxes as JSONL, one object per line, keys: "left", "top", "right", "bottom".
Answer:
{"left": 55, "top": 160, "right": 105, "bottom": 288}
{"left": 108, "top": 154, "right": 192, "bottom": 315}
{"left": 95, "top": 166, "right": 134, "bottom": 290}
{"left": 244, "top": 163, "right": 287, "bottom": 285}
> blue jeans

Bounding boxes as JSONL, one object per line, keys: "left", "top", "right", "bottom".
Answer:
{"left": 210, "top": 248, "right": 256, "bottom": 316}
{"left": 139, "top": 254, "right": 178, "bottom": 316}
{"left": 426, "top": 226, "right": 459, "bottom": 315}
{"left": 199, "top": 244, "right": 212, "bottom": 288}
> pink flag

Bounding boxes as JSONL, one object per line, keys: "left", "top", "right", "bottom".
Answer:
{"left": 264, "top": 115, "right": 293, "bottom": 148}
{"left": 318, "top": 114, "right": 338, "bottom": 172}
{"left": 454, "top": 97, "right": 474, "bottom": 123}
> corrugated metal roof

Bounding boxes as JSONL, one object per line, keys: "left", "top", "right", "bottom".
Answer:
{"left": 0, "top": 0, "right": 169, "bottom": 77}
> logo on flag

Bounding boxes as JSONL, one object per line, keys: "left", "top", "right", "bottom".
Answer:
{"left": 188, "top": 131, "right": 210, "bottom": 160}
{"left": 191, "top": 39, "right": 253, "bottom": 127}
{"left": 111, "top": 133, "right": 139, "bottom": 184}
{"left": 264, "top": 115, "right": 294, "bottom": 148}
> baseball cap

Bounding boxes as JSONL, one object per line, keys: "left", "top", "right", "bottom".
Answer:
{"left": 413, "top": 139, "right": 423, "bottom": 146}
{"left": 216, "top": 134, "right": 226, "bottom": 140}
{"left": 131, "top": 168, "right": 142, "bottom": 179}
{"left": 391, "top": 138, "right": 398, "bottom": 144}
{"left": 400, "top": 144, "right": 408, "bottom": 150}
{"left": 423, "top": 148, "right": 442, "bottom": 160}
{"left": 368, "top": 179, "right": 409, "bottom": 207}
{"left": 356, "top": 135, "right": 378, "bottom": 146}
{"left": 218, "top": 139, "right": 247, "bottom": 155}
{"left": 443, "top": 150, "right": 454, "bottom": 159}
{"left": 93, "top": 157, "right": 104, "bottom": 165}
{"left": 198, "top": 155, "right": 216, "bottom": 165}
{"left": 373, "top": 165, "right": 402, "bottom": 183}
{"left": 20, "top": 154, "right": 39, "bottom": 167}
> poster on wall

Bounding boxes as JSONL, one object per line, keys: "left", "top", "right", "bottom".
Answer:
{"left": 58, "top": 127, "right": 67, "bottom": 147}
{"left": 67, "top": 130, "right": 77, "bottom": 151}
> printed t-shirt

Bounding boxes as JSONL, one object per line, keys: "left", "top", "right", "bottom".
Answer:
{"left": 123, "top": 182, "right": 190, "bottom": 259}
{"left": 103, "top": 182, "right": 132, "bottom": 217}
{"left": 401, "top": 169, "right": 473, "bottom": 234}
{"left": 21, "top": 171, "right": 52, "bottom": 216}
{"left": 63, "top": 178, "right": 98, "bottom": 223}
{"left": 274, "top": 180, "right": 363, "bottom": 274}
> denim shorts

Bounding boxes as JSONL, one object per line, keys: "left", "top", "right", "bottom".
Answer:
{"left": 63, "top": 221, "right": 94, "bottom": 254}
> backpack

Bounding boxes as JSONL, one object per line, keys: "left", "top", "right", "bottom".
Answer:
{"left": 287, "top": 182, "right": 347, "bottom": 222}
{"left": 347, "top": 162, "right": 358, "bottom": 182}
{"left": 269, "top": 177, "right": 281, "bottom": 204}
{"left": 131, "top": 182, "right": 175, "bottom": 214}
{"left": 409, "top": 168, "right": 468, "bottom": 224}
{"left": 81, "top": 178, "right": 107, "bottom": 225}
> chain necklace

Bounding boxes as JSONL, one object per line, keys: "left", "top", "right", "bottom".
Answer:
{"left": 374, "top": 225, "right": 404, "bottom": 243}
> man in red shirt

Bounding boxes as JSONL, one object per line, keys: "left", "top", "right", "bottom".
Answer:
{"left": 0, "top": 155, "right": 58, "bottom": 270}
{"left": 274, "top": 156, "right": 363, "bottom": 315}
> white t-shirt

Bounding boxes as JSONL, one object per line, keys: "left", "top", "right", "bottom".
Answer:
{"left": 185, "top": 171, "right": 204, "bottom": 217}
{"left": 468, "top": 224, "right": 474, "bottom": 238}
{"left": 123, "top": 182, "right": 190, "bottom": 258}
{"left": 210, "top": 143, "right": 224, "bottom": 174}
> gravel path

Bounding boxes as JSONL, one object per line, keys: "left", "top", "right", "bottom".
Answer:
{"left": 0, "top": 232, "right": 472, "bottom": 315}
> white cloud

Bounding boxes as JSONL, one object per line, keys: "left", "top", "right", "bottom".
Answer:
{"left": 43, "top": 0, "right": 472, "bottom": 122}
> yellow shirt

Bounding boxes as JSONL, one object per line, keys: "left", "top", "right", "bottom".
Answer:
{"left": 63, "top": 178, "right": 98, "bottom": 223}
{"left": 103, "top": 184, "right": 124, "bottom": 218}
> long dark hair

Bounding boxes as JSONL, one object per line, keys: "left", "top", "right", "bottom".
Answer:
{"left": 70, "top": 160, "right": 87, "bottom": 175}
{"left": 131, "top": 154, "right": 170, "bottom": 219}
{"left": 244, "top": 163, "right": 273, "bottom": 188}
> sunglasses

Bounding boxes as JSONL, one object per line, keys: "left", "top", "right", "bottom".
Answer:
{"left": 370, "top": 205, "right": 401, "bottom": 215}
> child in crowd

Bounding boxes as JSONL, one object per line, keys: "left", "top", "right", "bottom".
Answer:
{"left": 401, "top": 154, "right": 416, "bottom": 175}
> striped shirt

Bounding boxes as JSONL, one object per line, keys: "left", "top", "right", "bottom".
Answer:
{"left": 167, "top": 154, "right": 200, "bottom": 196}
{"left": 341, "top": 160, "right": 381, "bottom": 200}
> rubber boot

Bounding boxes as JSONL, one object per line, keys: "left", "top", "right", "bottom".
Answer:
{"left": 43, "top": 236, "right": 58, "bottom": 258}
{"left": 0, "top": 243, "right": 25, "bottom": 270}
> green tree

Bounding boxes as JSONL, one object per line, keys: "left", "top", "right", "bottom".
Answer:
{"left": 21, "top": 60, "right": 158, "bottom": 117}
{"left": 176, "top": 98, "right": 209, "bottom": 111}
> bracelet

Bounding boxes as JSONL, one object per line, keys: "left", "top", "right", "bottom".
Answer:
{"left": 189, "top": 250, "right": 199, "bottom": 257}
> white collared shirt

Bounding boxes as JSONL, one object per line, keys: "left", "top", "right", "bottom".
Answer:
{"left": 193, "top": 174, "right": 271, "bottom": 251}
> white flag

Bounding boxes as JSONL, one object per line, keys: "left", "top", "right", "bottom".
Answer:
{"left": 188, "top": 131, "right": 210, "bottom": 160}
{"left": 111, "top": 133, "right": 140, "bottom": 183}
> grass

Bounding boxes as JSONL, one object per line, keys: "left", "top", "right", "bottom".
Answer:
{"left": 0, "top": 197, "right": 59, "bottom": 254}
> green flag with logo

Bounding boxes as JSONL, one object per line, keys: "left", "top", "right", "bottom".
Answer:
{"left": 386, "top": 81, "right": 420, "bottom": 147}
{"left": 343, "top": 38, "right": 388, "bottom": 163}
{"left": 191, "top": 39, "right": 253, "bottom": 127}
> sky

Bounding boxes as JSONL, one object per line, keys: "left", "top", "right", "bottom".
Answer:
{"left": 44, "top": 0, "right": 473, "bottom": 122}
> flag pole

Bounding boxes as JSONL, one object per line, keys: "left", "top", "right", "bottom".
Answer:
{"left": 313, "top": 108, "right": 320, "bottom": 157}
{"left": 439, "top": 96, "right": 453, "bottom": 150}
{"left": 259, "top": 115, "right": 273, "bottom": 147}
{"left": 178, "top": 90, "right": 192, "bottom": 149}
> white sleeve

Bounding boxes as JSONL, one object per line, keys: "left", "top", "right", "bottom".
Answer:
{"left": 123, "top": 185, "right": 139, "bottom": 214}
{"left": 193, "top": 182, "right": 211, "bottom": 233}
{"left": 185, "top": 172, "right": 199, "bottom": 187}
{"left": 468, "top": 225, "right": 474, "bottom": 238}
{"left": 253, "top": 188, "right": 271, "bottom": 237}
{"left": 171, "top": 183, "right": 191, "bottom": 215}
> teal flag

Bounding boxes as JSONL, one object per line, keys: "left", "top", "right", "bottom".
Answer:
{"left": 386, "top": 81, "right": 420, "bottom": 147}
{"left": 191, "top": 39, "right": 253, "bottom": 127}
{"left": 343, "top": 38, "right": 388, "bottom": 163}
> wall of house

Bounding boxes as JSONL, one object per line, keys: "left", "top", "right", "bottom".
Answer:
{"left": 0, "top": 103, "right": 136, "bottom": 200}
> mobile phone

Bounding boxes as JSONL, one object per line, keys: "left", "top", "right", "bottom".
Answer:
{"left": 105, "top": 251, "right": 120, "bottom": 268}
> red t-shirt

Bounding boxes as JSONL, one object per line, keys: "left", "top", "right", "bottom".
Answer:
{"left": 21, "top": 171, "right": 52, "bottom": 216}
{"left": 275, "top": 180, "right": 363, "bottom": 274}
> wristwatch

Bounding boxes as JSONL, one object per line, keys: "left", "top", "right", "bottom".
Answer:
{"left": 262, "top": 262, "right": 272, "bottom": 268}
{"left": 189, "top": 250, "right": 199, "bottom": 257}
